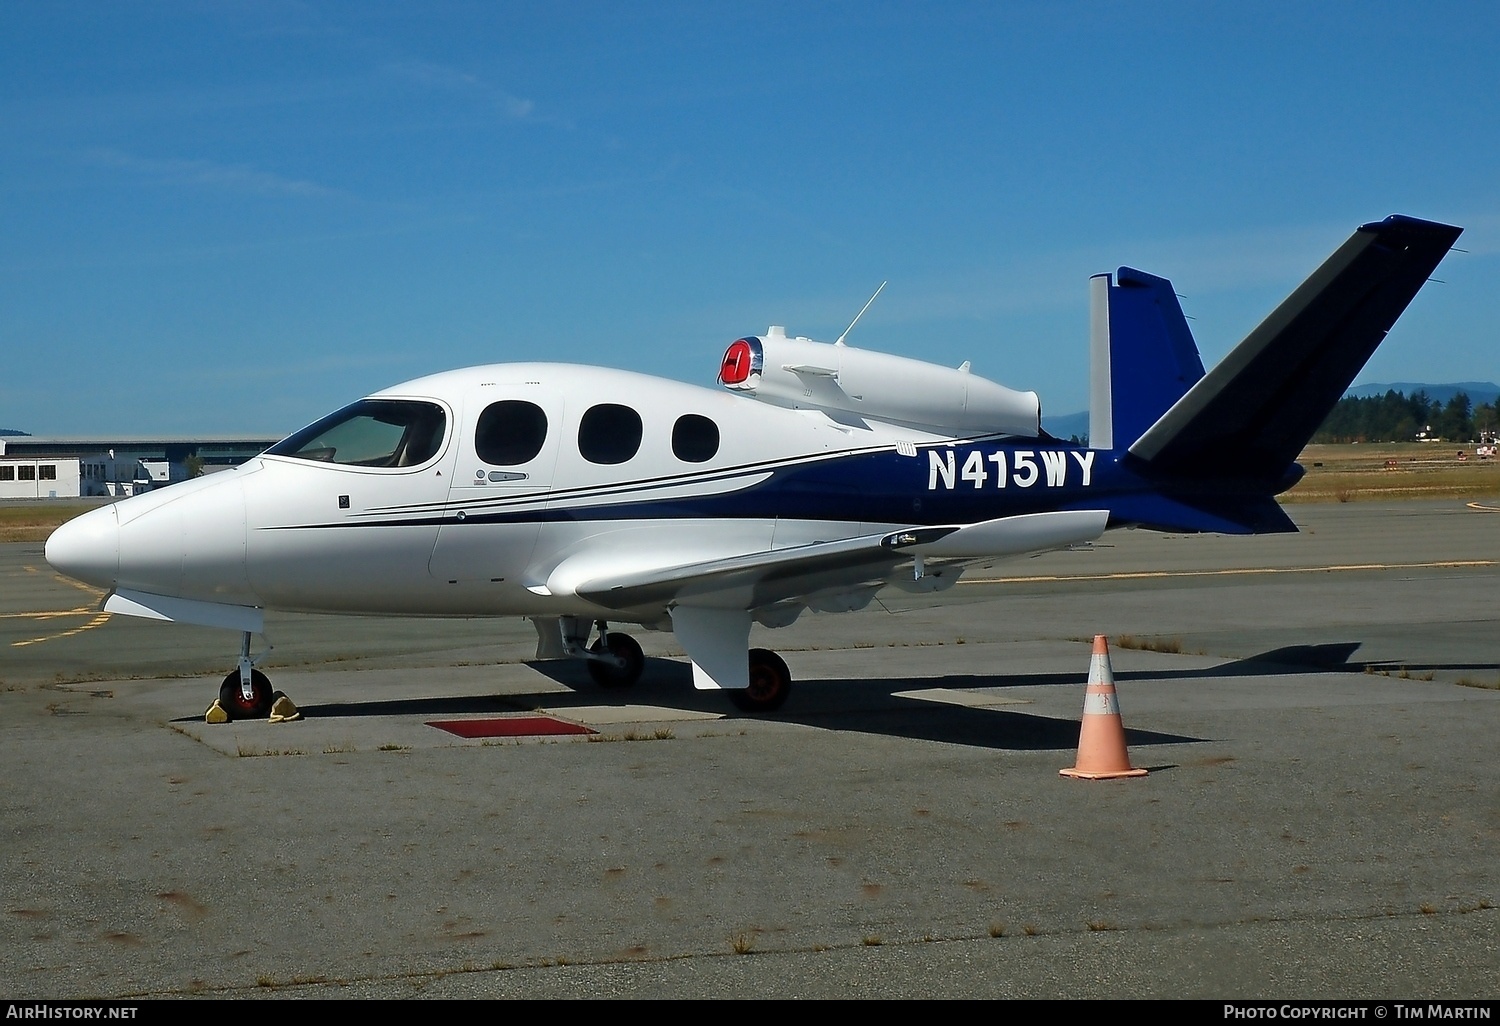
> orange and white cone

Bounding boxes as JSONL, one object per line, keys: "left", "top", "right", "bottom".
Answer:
{"left": 1060, "top": 635, "right": 1147, "bottom": 780}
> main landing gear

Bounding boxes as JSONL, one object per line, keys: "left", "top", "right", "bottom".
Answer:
{"left": 732, "top": 649, "right": 791, "bottom": 713}
{"left": 557, "top": 618, "right": 793, "bottom": 712}
{"left": 555, "top": 618, "right": 647, "bottom": 688}
{"left": 586, "top": 628, "right": 646, "bottom": 688}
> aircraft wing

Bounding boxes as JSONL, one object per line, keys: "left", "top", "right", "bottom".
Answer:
{"left": 565, "top": 509, "right": 1110, "bottom": 614}
{"left": 546, "top": 509, "right": 1108, "bottom": 692}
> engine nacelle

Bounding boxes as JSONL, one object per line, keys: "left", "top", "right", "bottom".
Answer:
{"left": 718, "top": 326, "right": 1040, "bottom": 438}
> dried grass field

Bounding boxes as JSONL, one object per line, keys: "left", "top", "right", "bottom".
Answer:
{"left": 1286, "top": 443, "right": 1500, "bottom": 503}
{"left": 0, "top": 500, "right": 105, "bottom": 543}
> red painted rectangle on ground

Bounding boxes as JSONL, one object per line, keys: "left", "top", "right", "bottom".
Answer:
{"left": 426, "top": 716, "right": 595, "bottom": 739}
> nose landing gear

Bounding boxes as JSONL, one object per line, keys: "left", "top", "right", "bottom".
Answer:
{"left": 218, "top": 668, "right": 273, "bottom": 720}
{"left": 211, "top": 631, "right": 275, "bottom": 721}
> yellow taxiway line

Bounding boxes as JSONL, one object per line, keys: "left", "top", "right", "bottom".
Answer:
{"left": 9, "top": 568, "right": 109, "bottom": 647}
{"left": 11, "top": 611, "right": 112, "bottom": 647}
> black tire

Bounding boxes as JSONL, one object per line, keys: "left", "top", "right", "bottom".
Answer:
{"left": 586, "top": 632, "right": 645, "bottom": 688}
{"left": 218, "top": 669, "right": 274, "bottom": 720}
{"left": 730, "top": 648, "right": 791, "bottom": 713}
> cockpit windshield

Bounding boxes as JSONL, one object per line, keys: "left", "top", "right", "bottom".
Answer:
{"left": 266, "top": 399, "right": 447, "bottom": 468}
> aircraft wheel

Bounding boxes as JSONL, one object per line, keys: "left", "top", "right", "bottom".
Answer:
{"left": 218, "top": 669, "right": 274, "bottom": 720}
{"left": 587, "top": 633, "right": 645, "bottom": 688}
{"left": 730, "top": 649, "right": 791, "bottom": 713}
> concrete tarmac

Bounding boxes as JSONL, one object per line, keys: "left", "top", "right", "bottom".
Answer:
{"left": 1, "top": 501, "right": 1497, "bottom": 999}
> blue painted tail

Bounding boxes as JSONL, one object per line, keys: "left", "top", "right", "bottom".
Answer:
{"left": 1088, "top": 266, "right": 1205, "bottom": 451}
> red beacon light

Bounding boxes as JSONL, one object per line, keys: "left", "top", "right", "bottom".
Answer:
{"left": 718, "top": 337, "right": 761, "bottom": 386}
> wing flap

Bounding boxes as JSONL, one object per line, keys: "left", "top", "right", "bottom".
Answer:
{"left": 572, "top": 532, "right": 902, "bottom": 612}
{"left": 889, "top": 509, "right": 1109, "bottom": 558}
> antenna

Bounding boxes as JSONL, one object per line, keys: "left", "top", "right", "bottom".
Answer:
{"left": 835, "top": 281, "right": 887, "bottom": 346}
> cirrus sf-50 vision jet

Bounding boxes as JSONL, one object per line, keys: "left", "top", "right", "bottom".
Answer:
{"left": 45, "top": 215, "right": 1462, "bottom": 719}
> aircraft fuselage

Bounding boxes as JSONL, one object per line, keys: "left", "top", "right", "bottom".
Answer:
{"left": 48, "top": 361, "right": 1132, "bottom": 626}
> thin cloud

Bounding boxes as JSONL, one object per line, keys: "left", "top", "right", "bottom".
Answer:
{"left": 85, "top": 148, "right": 344, "bottom": 199}
{"left": 383, "top": 58, "right": 536, "bottom": 121}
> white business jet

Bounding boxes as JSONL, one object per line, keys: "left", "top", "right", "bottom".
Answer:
{"left": 45, "top": 215, "right": 1462, "bottom": 719}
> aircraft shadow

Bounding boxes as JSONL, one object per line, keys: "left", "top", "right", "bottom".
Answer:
{"left": 287, "top": 655, "right": 1191, "bottom": 753}
{"left": 277, "top": 641, "right": 1482, "bottom": 754}
{"left": 1172, "top": 641, "right": 1500, "bottom": 679}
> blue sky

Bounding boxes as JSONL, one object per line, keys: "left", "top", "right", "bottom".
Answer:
{"left": 3, "top": 1, "right": 1497, "bottom": 436}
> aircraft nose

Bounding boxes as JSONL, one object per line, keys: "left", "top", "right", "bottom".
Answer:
{"left": 45, "top": 503, "right": 120, "bottom": 589}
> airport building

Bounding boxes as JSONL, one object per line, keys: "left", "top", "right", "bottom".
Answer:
{"left": 0, "top": 435, "right": 278, "bottom": 500}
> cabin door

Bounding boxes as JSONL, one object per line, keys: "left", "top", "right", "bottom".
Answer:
{"left": 429, "top": 387, "right": 564, "bottom": 585}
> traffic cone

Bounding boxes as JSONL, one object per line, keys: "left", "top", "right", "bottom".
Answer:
{"left": 1060, "top": 635, "right": 1147, "bottom": 779}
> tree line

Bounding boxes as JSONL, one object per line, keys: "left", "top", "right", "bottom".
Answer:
{"left": 1313, "top": 390, "right": 1500, "bottom": 443}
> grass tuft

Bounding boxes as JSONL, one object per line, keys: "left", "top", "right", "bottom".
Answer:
{"left": 1114, "top": 634, "right": 1183, "bottom": 654}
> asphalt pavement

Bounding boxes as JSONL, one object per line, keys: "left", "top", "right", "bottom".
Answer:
{"left": 2, "top": 501, "right": 1497, "bottom": 999}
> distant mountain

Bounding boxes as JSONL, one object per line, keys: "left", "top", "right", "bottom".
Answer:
{"left": 1041, "top": 410, "right": 1090, "bottom": 441}
{"left": 0, "top": 428, "right": 29, "bottom": 437}
{"left": 1043, "top": 381, "right": 1498, "bottom": 444}
{"left": 1346, "top": 382, "right": 1500, "bottom": 406}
